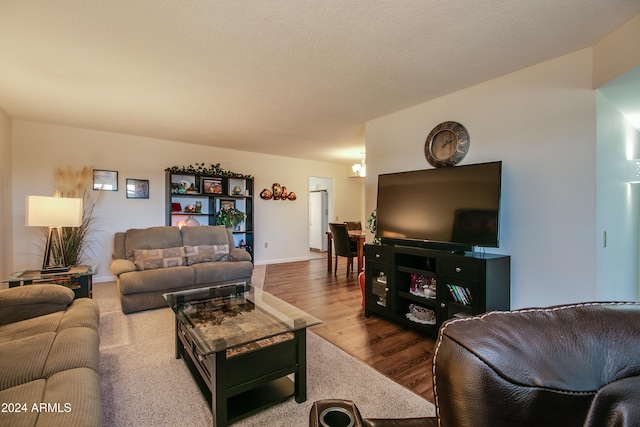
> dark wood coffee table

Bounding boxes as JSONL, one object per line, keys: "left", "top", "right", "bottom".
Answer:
{"left": 164, "top": 283, "right": 321, "bottom": 427}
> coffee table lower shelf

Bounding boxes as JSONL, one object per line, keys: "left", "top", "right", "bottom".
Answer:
{"left": 184, "top": 359, "right": 295, "bottom": 424}
{"left": 175, "top": 318, "right": 308, "bottom": 426}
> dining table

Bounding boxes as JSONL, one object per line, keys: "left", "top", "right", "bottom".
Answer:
{"left": 326, "top": 230, "right": 366, "bottom": 275}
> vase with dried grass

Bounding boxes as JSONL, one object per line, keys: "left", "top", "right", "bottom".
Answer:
{"left": 48, "top": 166, "right": 102, "bottom": 267}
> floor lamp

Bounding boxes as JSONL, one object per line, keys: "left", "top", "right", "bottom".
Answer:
{"left": 26, "top": 195, "right": 83, "bottom": 274}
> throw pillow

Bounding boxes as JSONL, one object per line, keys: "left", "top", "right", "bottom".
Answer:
{"left": 133, "top": 246, "right": 186, "bottom": 271}
{"left": 184, "top": 244, "right": 230, "bottom": 265}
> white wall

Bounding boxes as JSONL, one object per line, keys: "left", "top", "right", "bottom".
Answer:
{"left": 592, "top": 17, "right": 640, "bottom": 302}
{"left": 596, "top": 91, "right": 640, "bottom": 301}
{"left": 0, "top": 108, "right": 12, "bottom": 281}
{"left": 334, "top": 177, "right": 365, "bottom": 225}
{"left": 11, "top": 120, "right": 364, "bottom": 281}
{"left": 365, "top": 48, "right": 600, "bottom": 309}
{"left": 593, "top": 13, "right": 640, "bottom": 88}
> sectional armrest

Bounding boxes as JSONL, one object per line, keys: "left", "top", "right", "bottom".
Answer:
{"left": 230, "top": 248, "right": 252, "bottom": 262}
{"left": 0, "top": 284, "right": 75, "bottom": 325}
{"left": 110, "top": 259, "right": 137, "bottom": 276}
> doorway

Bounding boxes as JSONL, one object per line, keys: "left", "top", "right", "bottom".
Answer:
{"left": 309, "top": 177, "right": 334, "bottom": 254}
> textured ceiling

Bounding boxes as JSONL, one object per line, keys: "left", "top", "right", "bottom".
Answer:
{"left": 1, "top": 1, "right": 639, "bottom": 164}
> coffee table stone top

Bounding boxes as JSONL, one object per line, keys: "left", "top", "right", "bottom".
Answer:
{"left": 164, "top": 282, "right": 321, "bottom": 356}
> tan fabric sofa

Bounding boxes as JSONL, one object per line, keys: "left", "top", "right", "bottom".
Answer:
{"left": 0, "top": 285, "right": 102, "bottom": 427}
{"left": 110, "top": 225, "right": 253, "bottom": 314}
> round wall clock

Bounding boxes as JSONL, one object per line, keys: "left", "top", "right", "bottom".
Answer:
{"left": 424, "top": 121, "right": 470, "bottom": 167}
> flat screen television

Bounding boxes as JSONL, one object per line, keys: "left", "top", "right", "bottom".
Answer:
{"left": 375, "top": 161, "right": 502, "bottom": 252}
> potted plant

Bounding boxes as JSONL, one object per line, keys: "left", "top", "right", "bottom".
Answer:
{"left": 366, "top": 209, "right": 380, "bottom": 244}
{"left": 50, "top": 166, "right": 101, "bottom": 266}
{"left": 215, "top": 205, "right": 246, "bottom": 230}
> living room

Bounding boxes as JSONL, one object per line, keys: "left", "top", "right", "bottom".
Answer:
{"left": 2, "top": 10, "right": 640, "bottom": 308}
{"left": 1, "top": 3, "right": 640, "bottom": 426}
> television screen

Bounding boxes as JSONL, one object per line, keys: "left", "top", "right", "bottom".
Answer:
{"left": 375, "top": 161, "right": 502, "bottom": 249}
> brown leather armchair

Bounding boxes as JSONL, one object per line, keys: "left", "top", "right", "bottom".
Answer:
{"left": 310, "top": 302, "right": 640, "bottom": 427}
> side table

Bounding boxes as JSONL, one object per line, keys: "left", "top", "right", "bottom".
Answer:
{"left": 3, "top": 266, "right": 96, "bottom": 298}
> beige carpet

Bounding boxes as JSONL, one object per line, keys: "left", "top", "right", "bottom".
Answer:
{"left": 96, "top": 268, "right": 435, "bottom": 426}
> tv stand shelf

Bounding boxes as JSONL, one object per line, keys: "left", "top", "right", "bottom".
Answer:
{"left": 364, "top": 244, "right": 510, "bottom": 334}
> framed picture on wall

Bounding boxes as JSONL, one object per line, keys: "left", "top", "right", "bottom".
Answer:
{"left": 126, "top": 179, "right": 149, "bottom": 199}
{"left": 93, "top": 169, "right": 118, "bottom": 191}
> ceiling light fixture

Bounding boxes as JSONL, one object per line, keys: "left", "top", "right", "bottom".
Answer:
{"left": 352, "top": 153, "right": 366, "bottom": 177}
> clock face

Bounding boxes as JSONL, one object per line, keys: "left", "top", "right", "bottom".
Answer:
{"left": 431, "top": 130, "right": 457, "bottom": 160}
{"left": 425, "top": 121, "right": 470, "bottom": 167}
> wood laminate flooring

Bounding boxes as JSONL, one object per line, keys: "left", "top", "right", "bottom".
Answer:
{"left": 263, "top": 255, "right": 436, "bottom": 403}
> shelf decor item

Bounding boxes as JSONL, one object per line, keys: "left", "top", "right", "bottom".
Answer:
{"left": 406, "top": 304, "right": 436, "bottom": 325}
{"left": 183, "top": 215, "right": 200, "bottom": 227}
{"left": 259, "top": 183, "right": 297, "bottom": 201}
{"left": 165, "top": 163, "right": 252, "bottom": 179}
{"left": 273, "top": 183, "right": 282, "bottom": 199}
{"left": 260, "top": 189, "right": 273, "bottom": 200}
{"left": 171, "top": 175, "right": 198, "bottom": 194}
{"left": 203, "top": 178, "right": 222, "bottom": 194}
{"left": 215, "top": 205, "right": 246, "bottom": 229}
{"left": 366, "top": 209, "right": 380, "bottom": 244}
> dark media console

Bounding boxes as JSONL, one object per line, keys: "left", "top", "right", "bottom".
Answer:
{"left": 380, "top": 237, "right": 473, "bottom": 255}
{"left": 364, "top": 244, "right": 510, "bottom": 334}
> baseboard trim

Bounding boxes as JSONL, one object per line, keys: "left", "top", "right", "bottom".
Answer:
{"left": 254, "top": 256, "right": 309, "bottom": 265}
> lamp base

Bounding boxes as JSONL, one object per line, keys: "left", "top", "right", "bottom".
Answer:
{"left": 41, "top": 266, "right": 70, "bottom": 274}
{"left": 41, "top": 227, "right": 70, "bottom": 275}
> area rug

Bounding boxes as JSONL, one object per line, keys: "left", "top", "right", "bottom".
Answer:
{"left": 95, "top": 275, "right": 435, "bottom": 426}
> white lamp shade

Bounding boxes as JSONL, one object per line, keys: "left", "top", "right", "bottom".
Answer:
{"left": 26, "top": 196, "right": 83, "bottom": 227}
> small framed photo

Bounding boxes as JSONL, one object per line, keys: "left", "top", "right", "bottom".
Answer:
{"left": 220, "top": 199, "right": 236, "bottom": 210}
{"left": 93, "top": 170, "right": 118, "bottom": 191}
{"left": 202, "top": 178, "right": 223, "bottom": 194}
{"left": 126, "top": 179, "right": 149, "bottom": 199}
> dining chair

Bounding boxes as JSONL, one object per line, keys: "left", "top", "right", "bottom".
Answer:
{"left": 329, "top": 223, "right": 358, "bottom": 277}
{"left": 344, "top": 221, "right": 362, "bottom": 231}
